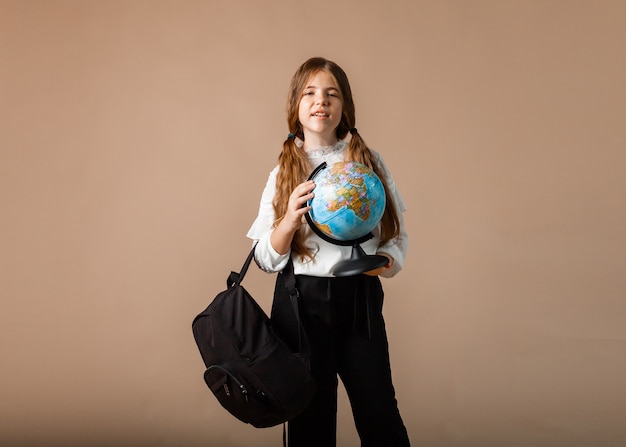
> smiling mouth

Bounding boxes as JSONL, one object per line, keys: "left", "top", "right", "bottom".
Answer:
{"left": 312, "top": 112, "right": 329, "bottom": 117}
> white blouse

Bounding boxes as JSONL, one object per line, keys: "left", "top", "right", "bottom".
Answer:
{"left": 247, "top": 140, "right": 408, "bottom": 278}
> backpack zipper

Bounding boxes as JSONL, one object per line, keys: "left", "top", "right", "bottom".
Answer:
{"left": 206, "top": 364, "right": 249, "bottom": 402}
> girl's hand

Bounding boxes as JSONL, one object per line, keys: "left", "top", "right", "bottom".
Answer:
{"left": 270, "top": 180, "right": 315, "bottom": 254}
{"left": 282, "top": 180, "right": 315, "bottom": 231}
{"left": 364, "top": 253, "right": 394, "bottom": 276}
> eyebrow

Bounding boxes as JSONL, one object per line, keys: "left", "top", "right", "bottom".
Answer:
{"left": 304, "top": 85, "right": 340, "bottom": 91}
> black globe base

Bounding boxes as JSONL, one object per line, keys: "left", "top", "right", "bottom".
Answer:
{"left": 331, "top": 244, "right": 389, "bottom": 277}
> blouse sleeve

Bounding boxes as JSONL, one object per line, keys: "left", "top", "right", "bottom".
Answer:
{"left": 373, "top": 151, "right": 409, "bottom": 278}
{"left": 246, "top": 166, "right": 290, "bottom": 272}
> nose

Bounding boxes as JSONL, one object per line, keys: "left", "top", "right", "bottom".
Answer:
{"left": 315, "top": 91, "right": 329, "bottom": 105}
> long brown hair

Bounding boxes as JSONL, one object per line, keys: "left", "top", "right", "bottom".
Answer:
{"left": 274, "top": 57, "right": 400, "bottom": 260}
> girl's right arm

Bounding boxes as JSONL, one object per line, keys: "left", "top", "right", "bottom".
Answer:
{"left": 269, "top": 180, "right": 315, "bottom": 255}
{"left": 247, "top": 169, "right": 315, "bottom": 272}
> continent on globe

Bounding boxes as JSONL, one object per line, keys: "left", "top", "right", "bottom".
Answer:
{"left": 329, "top": 184, "right": 370, "bottom": 221}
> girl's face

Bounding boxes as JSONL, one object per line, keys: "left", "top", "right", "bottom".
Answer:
{"left": 298, "top": 70, "right": 343, "bottom": 146}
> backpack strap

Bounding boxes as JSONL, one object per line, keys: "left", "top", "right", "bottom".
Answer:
{"left": 281, "top": 256, "right": 310, "bottom": 357}
{"left": 227, "top": 246, "right": 256, "bottom": 288}
{"left": 282, "top": 255, "right": 297, "bottom": 298}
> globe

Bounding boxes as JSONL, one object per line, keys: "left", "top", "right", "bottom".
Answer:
{"left": 306, "top": 161, "right": 386, "bottom": 243}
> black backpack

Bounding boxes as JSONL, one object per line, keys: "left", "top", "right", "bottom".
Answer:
{"left": 192, "top": 247, "right": 315, "bottom": 428}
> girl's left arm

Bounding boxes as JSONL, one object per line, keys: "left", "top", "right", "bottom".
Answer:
{"left": 373, "top": 151, "right": 409, "bottom": 278}
{"left": 377, "top": 211, "right": 408, "bottom": 278}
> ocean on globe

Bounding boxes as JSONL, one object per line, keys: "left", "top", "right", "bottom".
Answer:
{"left": 307, "top": 161, "right": 386, "bottom": 242}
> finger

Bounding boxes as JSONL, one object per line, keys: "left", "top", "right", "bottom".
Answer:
{"left": 290, "top": 186, "right": 310, "bottom": 202}
{"left": 298, "top": 180, "right": 315, "bottom": 194}
{"left": 294, "top": 191, "right": 314, "bottom": 210}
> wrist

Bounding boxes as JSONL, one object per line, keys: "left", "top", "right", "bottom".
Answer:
{"left": 270, "top": 223, "right": 297, "bottom": 255}
{"left": 379, "top": 252, "right": 394, "bottom": 268}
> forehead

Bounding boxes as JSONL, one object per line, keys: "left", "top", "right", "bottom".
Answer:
{"left": 304, "top": 69, "right": 340, "bottom": 89}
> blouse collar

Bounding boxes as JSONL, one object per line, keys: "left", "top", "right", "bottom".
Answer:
{"left": 304, "top": 140, "right": 347, "bottom": 159}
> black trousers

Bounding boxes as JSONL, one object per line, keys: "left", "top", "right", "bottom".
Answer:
{"left": 272, "top": 273, "right": 410, "bottom": 447}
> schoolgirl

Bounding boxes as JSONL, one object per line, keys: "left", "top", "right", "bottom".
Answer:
{"left": 247, "top": 57, "right": 410, "bottom": 447}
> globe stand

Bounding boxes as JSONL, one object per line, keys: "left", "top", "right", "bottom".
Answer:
{"left": 331, "top": 240, "right": 390, "bottom": 277}
{"left": 305, "top": 162, "right": 389, "bottom": 277}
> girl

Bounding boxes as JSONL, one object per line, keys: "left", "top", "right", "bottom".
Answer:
{"left": 247, "top": 57, "right": 410, "bottom": 447}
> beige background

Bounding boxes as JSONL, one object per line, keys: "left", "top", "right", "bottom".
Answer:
{"left": 1, "top": 1, "right": 625, "bottom": 446}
